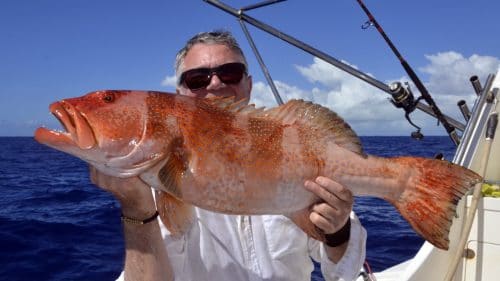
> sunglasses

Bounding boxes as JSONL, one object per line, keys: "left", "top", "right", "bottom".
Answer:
{"left": 179, "top": 62, "right": 247, "bottom": 91}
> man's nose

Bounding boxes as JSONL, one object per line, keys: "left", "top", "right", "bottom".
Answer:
{"left": 205, "top": 74, "right": 224, "bottom": 90}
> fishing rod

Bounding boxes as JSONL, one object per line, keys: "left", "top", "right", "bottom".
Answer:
{"left": 356, "top": 0, "right": 460, "bottom": 145}
{"left": 204, "top": 0, "right": 465, "bottom": 139}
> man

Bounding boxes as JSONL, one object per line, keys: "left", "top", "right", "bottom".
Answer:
{"left": 92, "top": 30, "right": 366, "bottom": 281}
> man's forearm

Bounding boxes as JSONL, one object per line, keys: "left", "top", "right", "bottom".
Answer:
{"left": 324, "top": 217, "right": 351, "bottom": 263}
{"left": 88, "top": 168, "right": 172, "bottom": 280}
{"left": 122, "top": 215, "right": 173, "bottom": 281}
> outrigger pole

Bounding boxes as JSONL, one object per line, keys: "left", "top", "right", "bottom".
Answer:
{"left": 204, "top": 0, "right": 465, "bottom": 144}
{"left": 239, "top": 15, "right": 284, "bottom": 105}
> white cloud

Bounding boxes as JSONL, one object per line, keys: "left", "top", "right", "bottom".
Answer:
{"left": 161, "top": 74, "right": 177, "bottom": 89}
{"left": 417, "top": 52, "right": 500, "bottom": 130}
{"left": 422, "top": 52, "right": 498, "bottom": 86}
{"left": 295, "top": 59, "right": 393, "bottom": 124}
{"left": 157, "top": 53, "right": 498, "bottom": 136}
{"left": 420, "top": 52, "right": 499, "bottom": 89}
{"left": 420, "top": 51, "right": 499, "bottom": 98}
{"left": 250, "top": 53, "right": 499, "bottom": 136}
{"left": 251, "top": 57, "right": 404, "bottom": 135}
{"left": 250, "top": 80, "right": 313, "bottom": 108}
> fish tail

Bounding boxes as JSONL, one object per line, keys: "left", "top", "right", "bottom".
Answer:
{"left": 389, "top": 157, "right": 482, "bottom": 250}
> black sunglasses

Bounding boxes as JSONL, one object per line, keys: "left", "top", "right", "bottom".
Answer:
{"left": 179, "top": 62, "right": 247, "bottom": 91}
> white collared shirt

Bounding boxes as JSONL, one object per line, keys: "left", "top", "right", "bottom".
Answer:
{"left": 117, "top": 208, "right": 366, "bottom": 281}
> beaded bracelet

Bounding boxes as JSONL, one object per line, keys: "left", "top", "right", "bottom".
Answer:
{"left": 121, "top": 211, "right": 159, "bottom": 225}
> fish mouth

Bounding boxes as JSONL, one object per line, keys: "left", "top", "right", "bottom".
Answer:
{"left": 35, "top": 100, "right": 96, "bottom": 150}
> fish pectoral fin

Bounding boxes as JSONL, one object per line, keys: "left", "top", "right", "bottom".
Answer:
{"left": 140, "top": 137, "right": 194, "bottom": 237}
{"left": 286, "top": 209, "right": 326, "bottom": 243}
{"left": 157, "top": 137, "right": 189, "bottom": 198}
{"left": 155, "top": 190, "right": 195, "bottom": 238}
{"left": 157, "top": 156, "right": 182, "bottom": 198}
{"left": 140, "top": 137, "right": 187, "bottom": 197}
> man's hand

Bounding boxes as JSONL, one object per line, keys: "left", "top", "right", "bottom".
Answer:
{"left": 304, "top": 176, "right": 353, "bottom": 235}
{"left": 89, "top": 166, "right": 156, "bottom": 218}
{"left": 304, "top": 176, "right": 354, "bottom": 262}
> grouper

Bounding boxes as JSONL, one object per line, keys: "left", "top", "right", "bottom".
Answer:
{"left": 34, "top": 90, "right": 482, "bottom": 250}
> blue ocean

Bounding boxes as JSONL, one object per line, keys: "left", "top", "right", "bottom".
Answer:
{"left": 0, "top": 136, "right": 457, "bottom": 280}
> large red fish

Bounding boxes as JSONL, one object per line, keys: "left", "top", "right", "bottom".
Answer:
{"left": 35, "top": 90, "right": 481, "bottom": 250}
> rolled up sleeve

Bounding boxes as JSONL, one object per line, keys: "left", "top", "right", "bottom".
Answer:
{"left": 308, "top": 212, "right": 367, "bottom": 281}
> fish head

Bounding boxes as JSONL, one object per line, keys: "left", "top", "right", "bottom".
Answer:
{"left": 35, "top": 90, "right": 169, "bottom": 177}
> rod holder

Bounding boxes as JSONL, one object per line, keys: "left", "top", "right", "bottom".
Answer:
{"left": 457, "top": 100, "right": 471, "bottom": 121}
{"left": 470, "top": 75, "right": 483, "bottom": 96}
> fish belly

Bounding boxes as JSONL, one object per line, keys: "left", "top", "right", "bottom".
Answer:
{"left": 177, "top": 147, "right": 321, "bottom": 215}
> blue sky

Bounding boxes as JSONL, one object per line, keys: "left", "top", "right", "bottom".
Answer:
{"left": 1, "top": 0, "right": 499, "bottom": 136}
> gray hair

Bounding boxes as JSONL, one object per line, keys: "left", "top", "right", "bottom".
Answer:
{"left": 174, "top": 30, "right": 248, "bottom": 82}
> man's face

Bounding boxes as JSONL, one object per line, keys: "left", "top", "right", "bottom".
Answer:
{"left": 177, "top": 43, "right": 252, "bottom": 102}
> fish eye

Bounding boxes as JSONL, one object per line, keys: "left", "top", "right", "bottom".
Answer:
{"left": 102, "top": 93, "right": 115, "bottom": 103}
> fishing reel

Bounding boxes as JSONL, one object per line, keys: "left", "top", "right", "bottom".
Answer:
{"left": 389, "top": 82, "right": 424, "bottom": 140}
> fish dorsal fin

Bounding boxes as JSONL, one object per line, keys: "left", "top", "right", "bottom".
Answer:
{"left": 268, "top": 100, "right": 363, "bottom": 154}
{"left": 205, "top": 97, "right": 363, "bottom": 155}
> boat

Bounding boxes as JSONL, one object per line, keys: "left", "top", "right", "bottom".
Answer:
{"left": 205, "top": 1, "right": 499, "bottom": 280}
{"left": 363, "top": 73, "right": 499, "bottom": 281}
